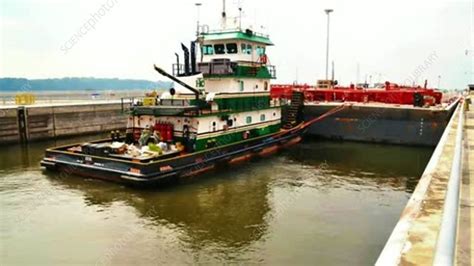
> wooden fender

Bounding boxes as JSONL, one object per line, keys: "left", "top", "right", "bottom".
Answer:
{"left": 281, "top": 136, "right": 302, "bottom": 149}
{"left": 228, "top": 153, "right": 253, "bottom": 165}
{"left": 257, "top": 145, "right": 279, "bottom": 157}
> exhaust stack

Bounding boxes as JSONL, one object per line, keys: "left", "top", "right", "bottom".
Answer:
{"left": 191, "top": 41, "right": 197, "bottom": 74}
{"left": 181, "top": 43, "right": 190, "bottom": 76}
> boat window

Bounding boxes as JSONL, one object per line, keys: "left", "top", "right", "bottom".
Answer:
{"left": 256, "top": 46, "right": 265, "bottom": 56}
{"left": 226, "top": 43, "right": 238, "bottom": 54}
{"left": 241, "top": 43, "right": 252, "bottom": 54}
{"left": 264, "top": 81, "right": 268, "bottom": 91}
{"left": 202, "top": 45, "right": 214, "bottom": 55}
{"left": 214, "top": 44, "right": 225, "bottom": 54}
{"left": 260, "top": 114, "right": 266, "bottom": 121}
{"left": 239, "top": 80, "right": 244, "bottom": 91}
{"left": 246, "top": 116, "right": 252, "bottom": 124}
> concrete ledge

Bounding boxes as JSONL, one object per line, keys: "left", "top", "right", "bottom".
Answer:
{"left": 376, "top": 102, "right": 462, "bottom": 265}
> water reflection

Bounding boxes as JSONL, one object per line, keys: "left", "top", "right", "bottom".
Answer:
{"left": 285, "top": 139, "right": 432, "bottom": 193}
{"left": 45, "top": 167, "right": 271, "bottom": 250}
{"left": 41, "top": 138, "right": 432, "bottom": 250}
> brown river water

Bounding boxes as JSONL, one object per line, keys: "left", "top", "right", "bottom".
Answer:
{"left": 0, "top": 135, "right": 433, "bottom": 265}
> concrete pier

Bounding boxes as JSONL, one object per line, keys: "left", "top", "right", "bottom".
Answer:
{"left": 377, "top": 93, "right": 473, "bottom": 265}
{"left": 0, "top": 101, "right": 129, "bottom": 144}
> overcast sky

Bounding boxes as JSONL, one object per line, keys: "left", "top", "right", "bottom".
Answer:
{"left": 1, "top": 0, "right": 473, "bottom": 89}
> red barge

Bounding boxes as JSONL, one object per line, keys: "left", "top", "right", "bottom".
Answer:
{"left": 274, "top": 80, "right": 459, "bottom": 146}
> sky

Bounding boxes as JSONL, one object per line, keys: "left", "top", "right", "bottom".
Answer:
{"left": 0, "top": 0, "right": 473, "bottom": 90}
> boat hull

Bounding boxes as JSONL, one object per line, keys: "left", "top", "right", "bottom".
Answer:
{"left": 302, "top": 101, "right": 458, "bottom": 146}
{"left": 41, "top": 129, "right": 303, "bottom": 187}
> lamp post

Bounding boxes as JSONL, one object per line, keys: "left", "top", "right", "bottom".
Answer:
{"left": 437, "top": 75, "right": 442, "bottom": 89}
{"left": 324, "top": 9, "right": 334, "bottom": 80}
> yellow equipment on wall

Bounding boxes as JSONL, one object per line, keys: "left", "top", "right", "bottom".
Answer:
{"left": 15, "top": 93, "right": 36, "bottom": 105}
{"left": 143, "top": 97, "right": 157, "bottom": 106}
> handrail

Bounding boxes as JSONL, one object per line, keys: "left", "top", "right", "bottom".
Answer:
{"left": 202, "top": 27, "right": 270, "bottom": 39}
{"left": 433, "top": 100, "right": 465, "bottom": 266}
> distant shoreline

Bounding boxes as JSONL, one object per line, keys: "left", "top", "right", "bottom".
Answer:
{"left": 0, "top": 88, "right": 164, "bottom": 95}
{"left": 0, "top": 88, "right": 164, "bottom": 105}
{"left": 0, "top": 77, "right": 172, "bottom": 92}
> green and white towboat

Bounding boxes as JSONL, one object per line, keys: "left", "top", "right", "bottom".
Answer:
{"left": 40, "top": 3, "right": 323, "bottom": 186}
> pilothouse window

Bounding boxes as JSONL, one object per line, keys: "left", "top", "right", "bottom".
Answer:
{"left": 226, "top": 43, "right": 238, "bottom": 54}
{"left": 214, "top": 44, "right": 225, "bottom": 54}
{"left": 241, "top": 43, "right": 252, "bottom": 54}
{"left": 203, "top": 45, "right": 214, "bottom": 55}
{"left": 256, "top": 46, "right": 265, "bottom": 56}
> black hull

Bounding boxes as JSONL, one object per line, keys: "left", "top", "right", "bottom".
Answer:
{"left": 302, "top": 101, "right": 458, "bottom": 146}
{"left": 41, "top": 129, "right": 303, "bottom": 187}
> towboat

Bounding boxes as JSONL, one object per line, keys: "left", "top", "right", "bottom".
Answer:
{"left": 40, "top": 3, "right": 345, "bottom": 186}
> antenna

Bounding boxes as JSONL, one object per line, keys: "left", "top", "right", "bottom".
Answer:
{"left": 331, "top": 61, "right": 335, "bottom": 82}
{"left": 239, "top": 6, "right": 242, "bottom": 29}
{"left": 221, "top": 0, "right": 227, "bottom": 29}
{"left": 234, "top": 0, "right": 243, "bottom": 30}
{"left": 195, "top": 3, "right": 202, "bottom": 37}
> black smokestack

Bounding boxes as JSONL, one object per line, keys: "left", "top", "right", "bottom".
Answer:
{"left": 175, "top": 53, "right": 180, "bottom": 75}
{"left": 190, "top": 41, "right": 197, "bottom": 74}
{"left": 181, "top": 43, "right": 190, "bottom": 76}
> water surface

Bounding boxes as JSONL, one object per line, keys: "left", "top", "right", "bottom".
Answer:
{"left": 0, "top": 136, "right": 433, "bottom": 265}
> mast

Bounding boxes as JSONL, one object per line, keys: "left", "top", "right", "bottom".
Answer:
{"left": 221, "top": 0, "right": 227, "bottom": 29}
{"left": 195, "top": 3, "right": 202, "bottom": 37}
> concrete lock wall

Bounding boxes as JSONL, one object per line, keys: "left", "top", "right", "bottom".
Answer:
{"left": 0, "top": 108, "right": 21, "bottom": 143}
{"left": 0, "top": 103, "right": 128, "bottom": 144}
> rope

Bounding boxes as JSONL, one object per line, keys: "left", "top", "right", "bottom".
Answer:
{"left": 274, "top": 103, "right": 351, "bottom": 138}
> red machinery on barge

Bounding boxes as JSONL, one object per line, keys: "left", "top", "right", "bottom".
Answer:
{"left": 271, "top": 81, "right": 443, "bottom": 107}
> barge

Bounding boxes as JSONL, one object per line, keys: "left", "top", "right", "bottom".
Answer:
{"left": 272, "top": 81, "right": 459, "bottom": 146}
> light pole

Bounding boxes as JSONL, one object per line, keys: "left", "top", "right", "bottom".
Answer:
{"left": 324, "top": 9, "right": 333, "bottom": 80}
{"left": 437, "top": 75, "right": 442, "bottom": 89}
{"left": 195, "top": 3, "right": 202, "bottom": 37}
